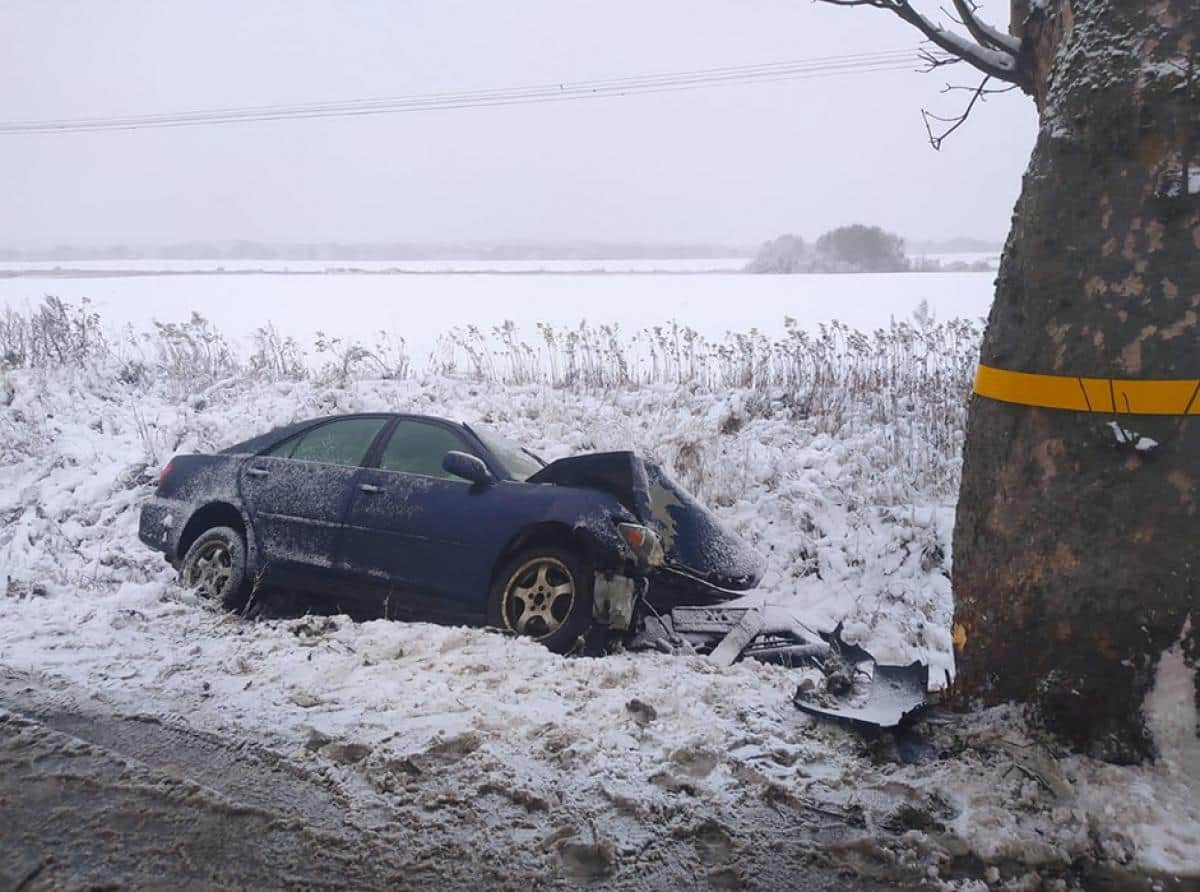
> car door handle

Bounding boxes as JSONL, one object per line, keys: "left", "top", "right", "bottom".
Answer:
{"left": 246, "top": 468, "right": 270, "bottom": 478}
{"left": 358, "top": 483, "right": 382, "bottom": 494}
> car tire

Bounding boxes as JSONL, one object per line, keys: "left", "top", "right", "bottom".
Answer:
{"left": 180, "top": 526, "right": 250, "bottom": 610}
{"left": 488, "top": 545, "right": 593, "bottom": 654}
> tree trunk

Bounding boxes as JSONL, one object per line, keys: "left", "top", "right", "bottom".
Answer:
{"left": 953, "top": 0, "right": 1199, "bottom": 761}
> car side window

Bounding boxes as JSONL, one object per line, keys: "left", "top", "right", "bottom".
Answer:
{"left": 264, "top": 437, "right": 298, "bottom": 458}
{"left": 378, "top": 420, "right": 467, "bottom": 480}
{"left": 281, "top": 418, "right": 388, "bottom": 467}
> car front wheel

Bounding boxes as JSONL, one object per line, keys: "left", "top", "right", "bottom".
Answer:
{"left": 488, "top": 546, "right": 593, "bottom": 654}
{"left": 180, "top": 526, "right": 249, "bottom": 610}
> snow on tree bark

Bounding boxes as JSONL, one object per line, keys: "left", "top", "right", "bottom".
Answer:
{"left": 953, "top": 0, "right": 1199, "bottom": 761}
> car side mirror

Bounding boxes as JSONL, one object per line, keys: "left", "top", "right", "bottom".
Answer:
{"left": 442, "top": 450, "right": 494, "bottom": 485}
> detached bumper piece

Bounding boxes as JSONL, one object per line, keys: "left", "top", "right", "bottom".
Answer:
{"left": 630, "top": 604, "right": 831, "bottom": 664}
{"left": 792, "top": 660, "right": 928, "bottom": 730}
{"left": 629, "top": 605, "right": 928, "bottom": 730}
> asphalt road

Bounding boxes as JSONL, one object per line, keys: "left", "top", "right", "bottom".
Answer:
{"left": 0, "top": 705, "right": 403, "bottom": 890}
{"left": 0, "top": 676, "right": 898, "bottom": 892}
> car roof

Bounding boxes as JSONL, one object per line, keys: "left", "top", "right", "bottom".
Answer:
{"left": 221, "top": 412, "right": 466, "bottom": 454}
{"left": 315, "top": 412, "right": 459, "bottom": 425}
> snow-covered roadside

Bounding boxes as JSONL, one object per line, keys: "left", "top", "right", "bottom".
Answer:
{"left": 5, "top": 579, "right": 1198, "bottom": 886}
{"left": 0, "top": 366, "right": 958, "bottom": 679}
{"left": 1, "top": 364, "right": 1197, "bottom": 884}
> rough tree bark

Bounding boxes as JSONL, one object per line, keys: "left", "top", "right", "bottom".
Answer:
{"left": 821, "top": 0, "right": 1198, "bottom": 761}
{"left": 957, "top": 0, "right": 1197, "bottom": 762}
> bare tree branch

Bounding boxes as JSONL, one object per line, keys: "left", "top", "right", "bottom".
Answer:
{"left": 940, "top": 81, "right": 1020, "bottom": 95}
{"left": 815, "top": 0, "right": 1028, "bottom": 90}
{"left": 918, "top": 47, "right": 962, "bottom": 73}
{"left": 815, "top": 0, "right": 1031, "bottom": 148}
{"left": 921, "top": 75, "right": 995, "bottom": 149}
{"left": 949, "top": 0, "right": 1022, "bottom": 55}
{"left": 940, "top": 4, "right": 965, "bottom": 26}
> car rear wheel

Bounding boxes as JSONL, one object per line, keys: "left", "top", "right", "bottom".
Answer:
{"left": 180, "top": 526, "right": 249, "bottom": 610}
{"left": 488, "top": 546, "right": 593, "bottom": 654}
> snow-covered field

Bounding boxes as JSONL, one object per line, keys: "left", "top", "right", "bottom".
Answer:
{"left": 0, "top": 266, "right": 994, "bottom": 363}
{"left": 0, "top": 257, "right": 751, "bottom": 274}
{"left": 0, "top": 284, "right": 1196, "bottom": 886}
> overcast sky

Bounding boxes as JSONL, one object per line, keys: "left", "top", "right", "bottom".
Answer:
{"left": 1, "top": 1, "right": 1037, "bottom": 247}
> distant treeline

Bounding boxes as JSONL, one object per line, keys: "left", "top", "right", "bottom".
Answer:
{"left": 0, "top": 240, "right": 750, "bottom": 263}
{"left": 746, "top": 226, "right": 997, "bottom": 274}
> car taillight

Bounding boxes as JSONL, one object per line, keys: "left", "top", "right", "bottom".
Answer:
{"left": 157, "top": 458, "right": 175, "bottom": 487}
{"left": 618, "top": 523, "right": 664, "bottom": 566}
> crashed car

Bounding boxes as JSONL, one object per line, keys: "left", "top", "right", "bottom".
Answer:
{"left": 139, "top": 412, "right": 763, "bottom": 652}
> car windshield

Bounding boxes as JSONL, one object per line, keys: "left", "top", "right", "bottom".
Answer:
{"left": 470, "top": 425, "right": 544, "bottom": 481}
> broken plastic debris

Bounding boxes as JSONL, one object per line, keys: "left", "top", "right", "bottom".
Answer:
{"left": 794, "top": 661, "right": 929, "bottom": 730}
{"left": 629, "top": 603, "right": 927, "bottom": 729}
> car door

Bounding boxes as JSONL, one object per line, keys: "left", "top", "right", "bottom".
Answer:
{"left": 339, "top": 419, "right": 501, "bottom": 614}
{"left": 239, "top": 416, "right": 390, "bottom": 585}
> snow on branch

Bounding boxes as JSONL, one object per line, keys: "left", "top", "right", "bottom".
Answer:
{"left": 816, "top": 0, "right": 1028, "bottom": 89}
{"left": 949, "top": 0, "right": 1023, "bottom": 55}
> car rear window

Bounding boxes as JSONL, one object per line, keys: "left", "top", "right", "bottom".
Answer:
{"left": 273, "top": 417, "right": 387, "bottom": 467}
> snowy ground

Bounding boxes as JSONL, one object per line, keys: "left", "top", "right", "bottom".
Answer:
{"left": 0, "top": 320, "right": 1197, "bottom": 886}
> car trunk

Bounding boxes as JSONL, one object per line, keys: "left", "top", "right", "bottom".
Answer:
{"left": 528, "top": 452, "right": 762, "bottom": 590}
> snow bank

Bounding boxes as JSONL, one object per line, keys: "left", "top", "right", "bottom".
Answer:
{"left": 1, "top": 352, "right": 1196, "bottom": 883}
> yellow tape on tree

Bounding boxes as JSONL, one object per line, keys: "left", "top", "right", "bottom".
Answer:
{"left": 974, "top": 364, "right": 1200, "bottom": 415}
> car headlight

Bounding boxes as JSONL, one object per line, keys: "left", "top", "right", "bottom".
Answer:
{"left": 618, "top": 523, "right": 665, "bottom": 567}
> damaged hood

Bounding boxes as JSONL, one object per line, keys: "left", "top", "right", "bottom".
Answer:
{"left": 528, "top": 452, "right": 763, "bottom": 590}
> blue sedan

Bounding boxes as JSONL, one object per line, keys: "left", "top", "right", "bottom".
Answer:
{"left": 139, "top": 413, "right": 762, "bottom": 652}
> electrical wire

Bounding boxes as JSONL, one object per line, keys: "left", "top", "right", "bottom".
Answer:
{"left": 0, "top": 49, "right": 933, "bottom": 135}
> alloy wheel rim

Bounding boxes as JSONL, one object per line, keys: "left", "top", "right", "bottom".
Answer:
{"left": 502, "top": 557, "right": 575, "bottom": 640}
{"left": 186, "top": 540, "right": 234, "bottom": 600}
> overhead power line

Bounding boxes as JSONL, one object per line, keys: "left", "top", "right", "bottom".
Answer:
{"left": 0, "top": 49, "right": 932, "bottom": 135}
